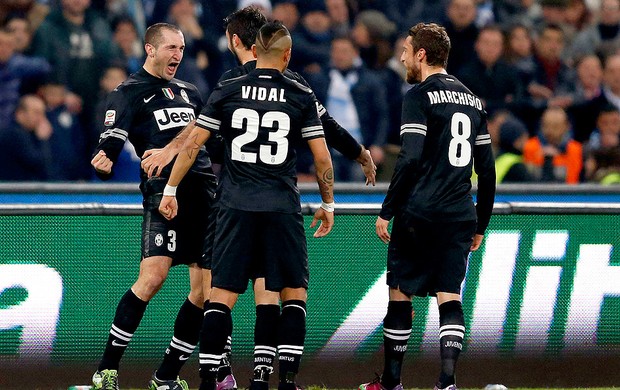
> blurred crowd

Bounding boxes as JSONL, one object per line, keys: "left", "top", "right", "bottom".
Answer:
{"left": 2, "top": 0, "right": 620, "bottom": 184}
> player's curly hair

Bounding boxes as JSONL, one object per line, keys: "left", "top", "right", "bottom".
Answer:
{"left": 408, "top": 22, "right": 451, "bottom": 68}
{"left": 224, "top": 6, "right": 268, "bottom": 50}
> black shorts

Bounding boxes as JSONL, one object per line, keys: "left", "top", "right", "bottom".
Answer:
{"left": 141, "top": 174, "right": 216, "bottom": 266}
{"left": 387, "top": 216, "right": 476, "bottom": 297}
{"left": 211, "top": 205, "right": 308, "bottom": 294}
{"left": 198, "top": 203, "right": 218, "bottom": 270}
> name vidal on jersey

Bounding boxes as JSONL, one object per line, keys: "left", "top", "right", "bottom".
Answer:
{"left": 241, "top": 86, "right": 286, "bottom": 102}
{"left": 427, "top": 90, "right": 483, "bottom": 111}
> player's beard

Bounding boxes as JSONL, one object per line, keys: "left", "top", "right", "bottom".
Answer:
{"left": 406, "top": 62, "right": 421, "bottom": 84}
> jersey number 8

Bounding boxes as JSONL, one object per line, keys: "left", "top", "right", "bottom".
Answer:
{"left": 231, "top": 108, "right": 290, "bottom": 165}
{"left": 448, "top": 112, "right": 472, "bottom": 167}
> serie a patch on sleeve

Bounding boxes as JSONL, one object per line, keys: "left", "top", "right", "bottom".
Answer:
{"left": 104, "top": 110, "right": 116, "bottom": 126}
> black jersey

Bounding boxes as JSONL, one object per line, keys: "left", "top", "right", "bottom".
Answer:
{"left": 196, "top": 68, "right": 324, "bottom": 213}
{"left": 219, "top": 60, "right": 361, "bottom": 160}
{"left": 94, "top": 68, "right": 216, "bottom": 183}
{"left": 380, "top": 73, "right": 496, "bottom": 234}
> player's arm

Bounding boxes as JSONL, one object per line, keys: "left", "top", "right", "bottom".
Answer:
{"left": 307, "top": 137, "right": 334, "bottom": 238}
{"left": 158, "top": 123, "right": 212, "bottom": 220}
{"left": 320, "top": 105, "right": 377, "bottom": 186}
{"left": 379, "top": 91, "right": 425, "bottom": 227}
{"left": 471, "top": 115, "right": 496, "bottom": 251}
{"left": 91, "top": 89, "right": 133, "bottom": 180}
{"left": 141, "top": 119, "right": 196, "bottom": 177}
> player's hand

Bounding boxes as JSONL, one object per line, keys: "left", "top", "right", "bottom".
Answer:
{"left": 310, "top": 207, "right": 334, "bottom": 237}
{"left": 357, "top": 147, "right": 377, "bottom": 186}
{"left": 142, "top": 148, "right": 173, "bottom": 178}
{"left": 159, "top": 195, "right": 178, "bottom": 220}
{"left": 376, "top": 216, "right": 391, "bottom": 243}
{"left": 470, "top": 234, "right": 484, "bottom": 251}
{"left": 91, "top": 150, "right": 113, "bottom": 175}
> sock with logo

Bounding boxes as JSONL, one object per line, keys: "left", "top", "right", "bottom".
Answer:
{"left": 381, "top": 300, "right": 412, "bottom": 390}
{"left": 437, "top": 300, "right": 465, "bottom": 388}
{"left": 98, "top": 289, "right": 148, "bottom": 371}
{"left": 199, "top": 302, "right": 232, "bottom": 387}
{"left": 216, "top": 333, "right": 233, "bottom": 381}
{"left": 251, "top": 304, "right": 280, "bottom": 389}
{"left": 277, "top": 300, "right": 306, "bottom": 390}
{"left": 156, "top": 298, "right": 203, "bottom": 380}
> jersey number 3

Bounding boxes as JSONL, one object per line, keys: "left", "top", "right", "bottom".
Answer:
{"left": 448, "top": 112, "right": 472, "bottom": 167}
{"left": 231, "top": 108, "right": 290, "bottom": 165}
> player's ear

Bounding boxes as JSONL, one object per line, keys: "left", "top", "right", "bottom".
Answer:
{"left": 251, "top": 44, "right": 257, "bottom": 59}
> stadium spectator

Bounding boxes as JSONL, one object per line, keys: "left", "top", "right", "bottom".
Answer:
{"left": 584, "top": 103, "right": 620, "bottom": 153}
{"left": 31, "top": 0, "right": 122, "bottom": 156}
{"left": 585, "top": 146, "right": 620, "bottom": 183}
{"left": 0, "top": 26, "right": 51, "bottom": 131}
{"left": 567, "top": 54, "right": 604, "bottom": 142}
{"left": 504, "top": 22, "right": 536, "bottom": 81}
{"left": 0, "top": 0, "right": 49, "bottom": 31}
{"left": 325, "top": 0, "right": 352, "bottom": 36}
{"left": 563, "top": 0, "right": 593, "bottom": 36}
{"left": 289, "top": 1, "right": 332, "bottom": 74}
{"left": 571, "top": 53, "right": 620, "bottom": 143}
{"left": 523, "top": 106, "right": 583, "bottom": 183}
{"left": 271, "top": 0, "right": 300, "bottom": 31}
{"left": 111, "top": 15, "right": 144, "bottom": 74}
{"left": 39, "top": 78, "right": 90, "bottom": 181}
{"left": 0, "top": 94, "right": 52, "bottom": 181}
{"left": 378, "top": 35, "right": 410, "bottom": 181}
{"left": 306, "top": 34, "right": 389, "bottom": 181}
{"left": 443, "top": 0, "right": 479, "bottom": 76}
{"left": 496, "top": 116, "right": 535, "bottom": 183}
{"left": 519, "top": 23, "right": 576, "bottom": 134}
{"left": 457, "top": 24, "right": 524, "bottom": 116}
{"left": 165, "top": 0, "right": 211, "bottom": 99}
{"left": 351, "top": 9, "right": 397, "bottom": 70}
{"left": 4, "top": 14, "right": 35, "bottom": 54}
{"left": 568, "top": 0, "right": 620, "bottom": 61}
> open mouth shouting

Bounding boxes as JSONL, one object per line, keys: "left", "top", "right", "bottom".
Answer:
{"left": 166, "top": 61, "right": 179, "bottom": 77}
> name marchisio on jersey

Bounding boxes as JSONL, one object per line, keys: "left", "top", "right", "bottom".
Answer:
{"left": 426, "top": 89, "right": 483, "bottom": 111}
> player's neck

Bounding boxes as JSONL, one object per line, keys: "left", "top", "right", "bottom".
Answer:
{"left": 421, "top": 66, "right": 447, "bottom": 82}
{"left": 256, "top": 59, "right": 285, "bottom": 73}
{"left": 239, "top": 49, "right": 256, "bottom": 65}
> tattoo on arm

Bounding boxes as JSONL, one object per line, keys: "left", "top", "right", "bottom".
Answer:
{"left": 317, "top": 167, "right": 334, "bottom": 200}
{"left": 184, "top": 132, "right": 202, "bottom": 160}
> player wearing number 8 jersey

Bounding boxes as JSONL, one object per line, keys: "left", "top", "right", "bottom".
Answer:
{"left": 360, "top": 23, "right": 496, "bottom": 390}
{"left": 158, "top": 21, "right": 334, "bottom": 390}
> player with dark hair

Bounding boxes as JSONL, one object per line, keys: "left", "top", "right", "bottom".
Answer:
{"left": 140, "top": 6, "right": 376, "bottom": 390}
{"left": 359, "top": 22, "right": 496, "bottom": 390}
{"left": 90, "top": 23, "right": 216, "bottom": 390}
{"left": 157, "top": 20, "right": 334, "bottom": 390}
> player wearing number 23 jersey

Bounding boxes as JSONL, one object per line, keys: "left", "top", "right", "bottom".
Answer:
{"left": 197, "top": 69, "right": 324, "bottom": 215}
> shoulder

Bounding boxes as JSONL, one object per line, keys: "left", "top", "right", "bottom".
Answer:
{"left": 282, "top": 75, "right": 314, "bottom": 94}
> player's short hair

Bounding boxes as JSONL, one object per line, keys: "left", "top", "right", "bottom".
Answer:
{"left": 408, "top": 22, "right": 451, "bottom": 68}
{"left": 144, "top": 23, "right": 182, "bottom": 48}
{"left": 224, "top": 6, "right": 267, "bottom": 50}
{"left": 255, "top": 20, "right": 291, "bottom": 57}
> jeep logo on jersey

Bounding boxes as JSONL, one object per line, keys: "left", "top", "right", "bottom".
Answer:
{"left": 153, "top": 107, "right": 196, "bottom": 130}
{"left": 162, "top": 88, "right": 174, "bottom": 99}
